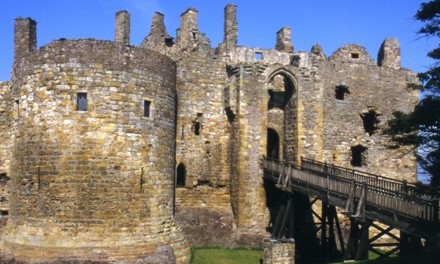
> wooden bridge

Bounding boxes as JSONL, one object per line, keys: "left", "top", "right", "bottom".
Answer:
{"left": 263, "top": 157, "right": 440, "bottom": 262}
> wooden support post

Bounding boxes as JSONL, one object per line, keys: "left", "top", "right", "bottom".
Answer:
{"left": 287, "top": 194, "right": 295, "bottom": 239}
{"left": 343, "top": 219, "right": 370, "bottom": 261}
{"left": 327, "top": 205, "right": 337, "bottom": 254}
{"left": 400, "top": 232, "right": 422, "bottom": 255}
{"left": 321, "top": 202, "right": 328, "bottom": 263}
{"left": 355, "top": 221, "right": 370, "bottom": 260}
{"left": 344, "top": 179, "right": 356, "bottom": 215}
{"left": 272, "top": 200, "right": 287, "bottom": 238}
{"left": 343, "top": 220, "right": 360, "bottom": 260}
{"left": 332, "top": 205, "right": 345, "bottom": 256}
{"left": 272, "top": 193, "right": 295, "bottom": 239}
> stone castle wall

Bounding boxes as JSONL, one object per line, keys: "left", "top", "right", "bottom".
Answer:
{"left": 0, "top": 82, "right": 11, "bottom": 213}
{"left": 0, "top": 82, "right": 11, "bottom": 176}
{"left": 320, "top": 44, "right": 418, "bottom": 179}
{"left": 2, "top": 37, "right": 189, "bottom": 263}
{"left": 0, "top": 4, "right": 420, "bottom": 262}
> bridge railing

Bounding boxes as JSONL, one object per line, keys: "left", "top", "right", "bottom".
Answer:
{"left": 263, "top": 157, "right": 440, "bottom": 231}
{"left": 300, "top": 157, "right": 436, "bottom": 199}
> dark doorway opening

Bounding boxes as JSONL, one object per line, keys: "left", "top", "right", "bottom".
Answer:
{"left": 351, "top": 145, "right": 367, "bottom": 167}
{"left": 267, "top": 128, "right": 280, "bottom": 159}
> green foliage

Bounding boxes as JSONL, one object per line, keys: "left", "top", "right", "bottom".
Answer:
{"left": 190, "top": 247, "right": 263, "bottom": 264}
{"left": 385, "top": 0, "right": 440, "bottom": 186}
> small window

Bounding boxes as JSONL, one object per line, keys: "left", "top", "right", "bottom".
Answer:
{"left": 176, "top": 163, "right": 186, "bottom": 187}
{"left": 77, "top": 93, "right": 87, "bottom": 111}
{"left": 351, "top": 145, "right": 367, "bottom": 167}
{"left": 351, "top": 53, "right": 359, "bottom": 59}
{"left": 144, "top": 100, "right": 151, "bottom": 117}
{"left": 360, "top": 109, "right": 380, "bottom": 136}
{"left": 255, "top": 52, "right": 263, "bottom": 61}
{"left": 335, "top": 85, "right": 350, "bottom": 100}
{"left": 193, "top": 113, "right": 203, "bottom": 135}
{"left": 14, "top": 100, "right": 19, "bottom": 118}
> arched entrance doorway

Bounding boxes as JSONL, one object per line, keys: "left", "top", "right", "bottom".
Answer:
{"left": 265, "top": 69, "right": 298, "bottom": 231}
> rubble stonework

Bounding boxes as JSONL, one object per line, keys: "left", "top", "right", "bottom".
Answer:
{"left": 0, "top": 3, "right": 418, "bottom": 262}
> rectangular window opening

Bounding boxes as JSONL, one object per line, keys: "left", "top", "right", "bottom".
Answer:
{"left": 77, "top": 93, "right": 88, "bottom": 111}
{"left": 351, "top": 53, "right": 359, "bottom": 59}
{"left": 144, "top": 100, "right": 151, "bottom": 117}
{"left": 255, "top": 52, "right": 263, "bottom": 61}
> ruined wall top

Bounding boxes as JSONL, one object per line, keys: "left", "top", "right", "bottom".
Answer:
{"left": 115, "top": 10, "right": 130, "bottom": 45}
{"left": 224, "top": 4, "right": 238, "bottom": 50}
{"left": 275, "top": 27, "right": 293, "bottom": 53}
{"left": 13, "top": 39, "right": 176, "bottom": 83}
{"left": 14, "top": 17, "right": 37, "bottom": 64}
{"left": 378, "top": 37, "right": 401, "bottom": 69}
{"left": 329, "top": 44, "right": 376, "bottom": 66}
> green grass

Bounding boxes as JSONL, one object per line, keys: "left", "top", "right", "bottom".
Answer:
{"left": 190, "top": 247, "right": 263, "bottom": 264}
{"left": 191, "top": 247, "right": 439, "bottom": 264}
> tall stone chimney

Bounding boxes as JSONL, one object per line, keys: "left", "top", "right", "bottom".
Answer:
{"left": 223, "top": 4, "right": 237, "bottom": 50}
{"left": 115, "top": 10, "right": 130, "bottom": 45}
{"left": 275, "top": 27, "right": 293, "bottom": 53}
{"left": 14, "top": 17, "right": 37, "bottom": 63}
{"left": 378, "top": 37, "right": 400, "bottom": 69}
{"left": 176, "top": 8, "right": 198, "bottom": 47}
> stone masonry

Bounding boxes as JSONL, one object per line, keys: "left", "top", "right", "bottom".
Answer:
{"left": 0, "top": 3, "right": 418, "bottom": 262}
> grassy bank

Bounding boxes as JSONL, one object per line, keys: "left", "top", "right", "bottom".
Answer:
{"left": 190, "top": 247, "right": 439, "bottom": 264}
{"left": 190, "top": 247, "right": 263, "bottom": 264}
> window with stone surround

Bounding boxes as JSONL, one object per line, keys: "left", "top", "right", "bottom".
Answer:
{"left": 144, "top": 100, "right": 151, "bottom": 117}
{"left": 76, "top": 93, "right": 87, "bottom": 111}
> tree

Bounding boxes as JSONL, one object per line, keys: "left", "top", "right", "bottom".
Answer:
{"left": 384, "top": 0, "right": 440, "bottom": 187}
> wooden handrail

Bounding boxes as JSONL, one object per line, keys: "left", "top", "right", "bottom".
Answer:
{"left": 263, "top": 157, "right": 440, "bottom": 228}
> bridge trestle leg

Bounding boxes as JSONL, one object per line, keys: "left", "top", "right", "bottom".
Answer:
{"left": 343, "top": 219, "right": 370, "bottom": 261}
{"left": 320, "top": 202, "right": 345, "bottom": 262}
{"left": 272, "top": 193, "right": 294, "bottom": 239}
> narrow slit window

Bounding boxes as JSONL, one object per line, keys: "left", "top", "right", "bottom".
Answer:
{"left": 144, "top": 100, "right": 151, "bottom": 117}
{"left": 77, "top": 93, "right": 87, "bottom": 111}
{"left": 14, "top": 100, "right": 19, "bottom": 118}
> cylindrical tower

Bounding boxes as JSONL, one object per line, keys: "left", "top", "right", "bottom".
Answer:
{"left": 2, "top": 39, "right": 189, "bottom": 263}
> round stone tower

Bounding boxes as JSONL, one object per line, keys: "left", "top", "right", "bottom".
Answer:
{"left": 1, "top": 16, "right": 189, "bottom": 263}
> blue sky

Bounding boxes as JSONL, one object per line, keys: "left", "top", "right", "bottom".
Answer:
{"left": 0, "top": 0, "right": 436, "bottom": 81}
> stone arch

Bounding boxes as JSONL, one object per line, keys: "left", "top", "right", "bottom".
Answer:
{"left": 176, "top": 163, "right": 186, "bottom": 187}
{"left": 267, "top": 68, "right": 298, "bottom": 163}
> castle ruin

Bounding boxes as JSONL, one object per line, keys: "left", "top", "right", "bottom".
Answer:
{"left": 0, "top": 4, "right": 418, "bottom": 263}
